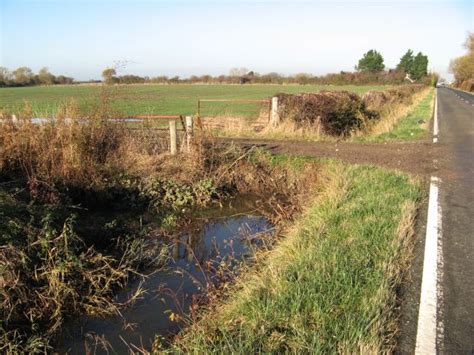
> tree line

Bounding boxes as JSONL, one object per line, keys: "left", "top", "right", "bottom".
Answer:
{"left": 100, "top": 49, "right": 432, "bottom": 86}
{"left": 0, "top": 47, "right": 433, "bottom": 88}
{"left": 356, "top": 49, "right": 429, "bottom": 80}
{"left": 0, "top": 67, "right": 74, "bottom": 87}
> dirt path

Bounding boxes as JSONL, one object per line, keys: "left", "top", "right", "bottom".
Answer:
{"left": 223, "top": 137, "right": 446, "bottom": 177}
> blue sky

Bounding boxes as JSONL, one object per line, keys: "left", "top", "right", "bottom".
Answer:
{"left": 1, "top": 0, "right": 472, "bottom": 80}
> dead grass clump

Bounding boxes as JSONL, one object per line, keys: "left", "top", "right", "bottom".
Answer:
{"left": 0, "top": 119, "right": 129, "bottom": 190}
{"left": 275, "top": 91, "right": 374, "bottom": 137}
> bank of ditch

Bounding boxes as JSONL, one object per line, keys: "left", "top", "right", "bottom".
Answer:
{"left": 1, "top": 115, "right": 424, "bottom": 353}
{"left": 170, "top": 160, "right": 423, "bottom": 353}
{"left": 0, "top": 118, "right": 317, "bottom": 352}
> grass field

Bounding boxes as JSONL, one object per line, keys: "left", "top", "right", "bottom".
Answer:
{"left": 172, "top": 159, "right": 422, "bottom": 353}
{"left": 0, "top": 84, "right": 387, "bottom": 118}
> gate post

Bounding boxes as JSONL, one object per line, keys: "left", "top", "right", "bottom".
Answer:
{"left": 169, "top": 119, "right": 177, "bottom": 155}
{"left": 185, "top": 116, "right": 193, "bottom": 153}
{"left": 270, "top": 96, "right": 280, "bottom": 127}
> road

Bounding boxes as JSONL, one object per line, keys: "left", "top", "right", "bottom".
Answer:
{"left": 436, "top": 87, "right": 474, "bottom": 352}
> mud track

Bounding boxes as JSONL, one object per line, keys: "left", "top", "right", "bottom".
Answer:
{"left": 223, "top": 137, "right": 447, "bottom": 177}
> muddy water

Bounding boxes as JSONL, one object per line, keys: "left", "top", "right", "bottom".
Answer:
{"left": 56, "top": 198, "right": 272, "bottom": 354}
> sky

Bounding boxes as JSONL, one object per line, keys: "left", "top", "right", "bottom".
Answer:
{"left": 0, "top": 0, "right": 472, "bottom": 80}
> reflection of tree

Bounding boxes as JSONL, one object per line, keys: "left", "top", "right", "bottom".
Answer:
{"left": 170, "top": 224, "right": 207, "bottom": 265}
{"left": 186, "top": 225, "right": 207, "bottom": 264}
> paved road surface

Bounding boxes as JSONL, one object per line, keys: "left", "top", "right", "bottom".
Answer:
{"left": 437, "top": 87, "right": 474, "bottom": 352}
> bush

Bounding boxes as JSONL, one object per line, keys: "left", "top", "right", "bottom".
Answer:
{"left": 276, "top": 91, "right": 374, "bottom": 136}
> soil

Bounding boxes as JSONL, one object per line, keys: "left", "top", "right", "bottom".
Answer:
{"left": 222, "top": 137, "right": 448, "bottom": 177}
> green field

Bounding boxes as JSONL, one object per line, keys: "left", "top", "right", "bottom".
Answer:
{"left": 0, "top": 84, "right": 386, "bottom": 118}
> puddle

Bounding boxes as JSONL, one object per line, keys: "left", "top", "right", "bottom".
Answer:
{"left": 55, "top": 199, "right": 273, "bottom": 353}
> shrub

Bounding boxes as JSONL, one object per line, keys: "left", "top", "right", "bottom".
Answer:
{"left": 276, "top": 91, "right": 373, "bottom": 136}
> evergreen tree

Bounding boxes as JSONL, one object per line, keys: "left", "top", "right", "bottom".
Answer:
{"left": 356, "top": 50, "right": 385, "bottom": 72}
{"left": 410, "top": 52, "right": 428, "bottom": 80}
{"left": 397, "top": 49, "right": 414, "bottom": 73}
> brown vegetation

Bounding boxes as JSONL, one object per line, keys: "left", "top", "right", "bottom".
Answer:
{"left": 450, "top": 32, "right": 474, "bottom": 91}
{"left": 272, "top": 85, "right": 425, "bottom": 138}
{"left": 0, "top": 106, "right": 316, "bottom": 352}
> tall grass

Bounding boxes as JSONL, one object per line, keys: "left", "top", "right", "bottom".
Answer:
{"left": 171, "top": 161, "right": 422, "bottom": 353}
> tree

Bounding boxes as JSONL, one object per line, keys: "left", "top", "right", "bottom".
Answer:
{"left": 102, "top": 68, "right": 117, "bottom": 85}
{"left": 397, "top": 49, "right": 414, "bottom": 73}
{"left": 356, "top": 50, "right": 385, "bottom": 72}
{"left": 449, "top": 32, "right": 474, "bottom": 85}
{"left": 13, "top": 66, "right": 34, "bottom": 85}
{"left": 410, "top": 52, "right": 428, "bottom": 80}
{"left": 55, "top": 75, "right": 74, "bottom": 85}
{"left": 0, "top": 67, "right": 12, "bottom": 86}
{"left": 38, "top": 67, "right": 56, "bottom": 85}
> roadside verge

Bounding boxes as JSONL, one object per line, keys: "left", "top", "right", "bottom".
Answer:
{"left": 170, "top": 160, "right": 422, "bottom": 353}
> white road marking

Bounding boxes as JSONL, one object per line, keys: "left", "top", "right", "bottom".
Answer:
{"left": 433, "top": 90, "right": 439, "bottom": 143}
{"left": 415, "top": 176, "right": 443, "bottom": 354}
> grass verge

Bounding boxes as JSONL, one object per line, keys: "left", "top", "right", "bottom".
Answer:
{"left": 170, "top": 160, "right": 422, "bottom": 353}
{"left": 355, "top": 89, "right": 434, "bottom": 142}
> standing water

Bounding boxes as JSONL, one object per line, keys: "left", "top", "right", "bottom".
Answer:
{"left": 56, "top": 199, "right": 273, "bottom": 353}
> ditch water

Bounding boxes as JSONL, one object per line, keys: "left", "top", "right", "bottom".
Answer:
{"left": 56, "top": 197, "right": 273, "bottom": 354}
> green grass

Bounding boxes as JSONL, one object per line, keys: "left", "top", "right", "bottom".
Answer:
{"left": 362, "top": 90, "right": 434, "bottom": 142}
{"left": 171, "top": 160, "right": 422, "bottom": 353}
{"left": 0, "top": 84, "right": 386, "bottom": 118}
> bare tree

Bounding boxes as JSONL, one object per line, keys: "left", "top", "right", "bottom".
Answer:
{"left": 13, "top": 67, "right": 34, "bottom": 85}
{"left": 102, "top": 68, "right": 117, "bottom": 85}
{"left": 38, "top": 67, "right": 56, "bottom": 85}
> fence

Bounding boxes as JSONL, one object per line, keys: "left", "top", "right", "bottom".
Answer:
{"left": 123, "top": 114, "right": 193, "bottom": 155}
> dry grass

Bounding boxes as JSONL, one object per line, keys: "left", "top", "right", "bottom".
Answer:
{"left": 355, "top": 88, "right": 431, "bottom": 138}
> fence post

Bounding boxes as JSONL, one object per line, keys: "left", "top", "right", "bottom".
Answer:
{"left": 169, "top": 119, "right": 177, "bottom": 155}
{"left": 270, "top": 96, "right": 280, "bottom": 127}
{"left": 185, "top": 115, "right": 193, "bottom": 153}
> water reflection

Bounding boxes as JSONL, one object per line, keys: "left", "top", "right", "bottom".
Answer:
{"left": 56, "top": 214, "right": 272, "bottom": 354}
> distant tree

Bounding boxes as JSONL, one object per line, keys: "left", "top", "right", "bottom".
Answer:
{"left": 102, "top": 68, "right": 117, "bottom": 85}
{"left": 0, "top": 67, "right": 12, "bottom": 86}
{"left": 397, "top": 49, "right": 414, "bottom": 73}
{"left": 38, "top": 67, "right": 56, "bottom": 85}
{"left": 410, "top": 52, "right": 429, "bottom": 80}
{"left": 356, "top": 50, "right": 385, "bottom": 72}
{"left": 13, "top": 66, "right": 34, "bottom": 85}
{"left": 55, "top": 75, "right": 74, "bottom": 85}
{"left": 294, "top": 73, "right": 312, "bottom": 85}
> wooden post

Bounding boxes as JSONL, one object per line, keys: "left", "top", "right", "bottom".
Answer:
{"left": 185, "top": 115, "right": 193, "bottom": 152}
{"left": 169, "top": 119, "right": 177, "bottom": 155}
{"left": 270, "top": 96, "right": 280, "bottom": 127}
